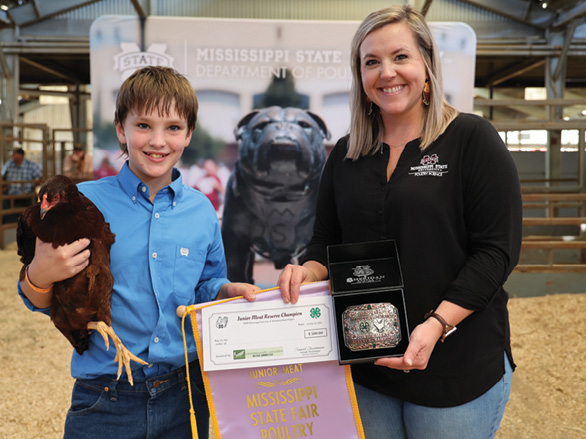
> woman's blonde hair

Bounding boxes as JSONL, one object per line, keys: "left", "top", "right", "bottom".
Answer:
{"left": 114, "top": 66, "right": 198, "bottom": 154}
{"left": 347, "top": 4, "right": 458, "bottom": 160}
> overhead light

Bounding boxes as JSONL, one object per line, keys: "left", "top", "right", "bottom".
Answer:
{"left": 542, "top": 2, "right": 548, "bottom": 8}
{"left": 0, "top": 5, "right": 9, "bottom": 11}
{"left": 582, "top": 110, "right": 586, "bottom": 116}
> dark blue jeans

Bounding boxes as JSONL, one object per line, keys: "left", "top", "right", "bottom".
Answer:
{"left": 63, "top": 361, "right": 209, "bottom": 439}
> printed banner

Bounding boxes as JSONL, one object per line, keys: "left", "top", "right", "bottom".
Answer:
{"left": 90, "top": 17, "right": 475, "bottom": 286}
{"left": 90, "top": 16, "right": 475, "bottom": 164}
{"left": 182, "top": 281, "right": 364, "bottom": 439}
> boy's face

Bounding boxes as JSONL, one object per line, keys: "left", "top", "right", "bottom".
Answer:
{"left": 116, "top": 105, "right": 192, "bottom": 192}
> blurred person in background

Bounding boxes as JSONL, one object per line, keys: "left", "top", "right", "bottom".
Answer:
{"left": 2, "top": 147, "right": 43, "bottom": 223}
{"left": 63, "top": 146, "right": 93, "bottom": 182}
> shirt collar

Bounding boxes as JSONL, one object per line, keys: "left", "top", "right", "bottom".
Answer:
{"left": 117, "top": 162, "right": 184, "bottom": 205}
{"left": 168, "top": 168, "right": 184, "bottom": 204}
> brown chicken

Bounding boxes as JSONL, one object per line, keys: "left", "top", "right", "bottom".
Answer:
{"left": 17, "top": 175, "right": 147, "bottom": 385}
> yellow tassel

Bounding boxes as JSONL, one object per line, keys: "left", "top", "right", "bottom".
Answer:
{"left": 182, "top": 309, "right": 199, "bottom": 439}
{"left": 190, "top": 409, "right": 198, "bottom": 439}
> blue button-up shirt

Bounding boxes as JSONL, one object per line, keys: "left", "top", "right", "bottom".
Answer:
{"left": 19, "top": 163, "right": 230, "bottom": 379}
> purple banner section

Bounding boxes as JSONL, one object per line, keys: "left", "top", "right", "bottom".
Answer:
{"left": 190, "top": 281, "right": 364, "bottom": 439}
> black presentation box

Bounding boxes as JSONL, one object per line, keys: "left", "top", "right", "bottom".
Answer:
{"left": 327, "top": 240, "right": 409, "bottom": 365}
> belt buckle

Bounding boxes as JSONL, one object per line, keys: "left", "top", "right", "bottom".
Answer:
{"left": 341, "top": 302, "right": 401, "bottom": 351}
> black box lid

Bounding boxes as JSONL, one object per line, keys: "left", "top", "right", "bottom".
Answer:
{"left": 327, "top": 240, "right": 404, "bottom": 294}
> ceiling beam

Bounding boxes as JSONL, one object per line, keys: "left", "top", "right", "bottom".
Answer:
{"left": 31, "top": 0, "right": 42, "bottom": 20}
{"left": 457, "top": 0, "right": 554, "bottom": 30}
{"left": 553, "top": 2, "right": 586, "bottom": 28}
{"left": 0, "top": 44, "right": 12, "bottom": 80}
{"left": 7, "top": 0, "right": 102, "bottom": 28}
{"left": 129, "top": 0, "right": 147, "bottom": 17}
{"left": 0, "top": 10, "right": 11, "bottom": 25}
{"left": 19, "top": 87, "right": 90, "bottom": 99}
{"left": 552, "top": 18, "right": 580, "bottom": 82}
{"left": 480, "top": 58, "right": 546, "bottom": 87}
{"left": 421, "top": 0, "right": 434, "bottom": 17}
{"left": 20, "top": 56, "right": 78, "bottom": 83}
{"left": 1, "top": 41, "right": 89, "bottom": 55}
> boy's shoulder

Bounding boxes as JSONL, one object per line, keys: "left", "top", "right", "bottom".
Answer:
{"left": 78, "top": 175, "right": 117, "bottom": 191}
{"left": 77, "top": 176, "right": 120, "bottom": 202}
{"left": 182, "top": 184, "right": 219, "bottom": 213}
{"left": 182, "top": 183, "right": 215, "bottom": 203}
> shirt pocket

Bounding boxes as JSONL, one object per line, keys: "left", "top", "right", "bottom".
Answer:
{"left": 173, "top": 245, "right": 207, "bottom": 300}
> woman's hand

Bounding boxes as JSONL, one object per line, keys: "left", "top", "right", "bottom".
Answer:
{"left": 374, "top": 302, "right": 472, "bottom": 372}
{"left": 374, "top": 318, "right": 443, "bottom": 371}
{"left": 277, "top": 261, "right": 328, "bottom": 305}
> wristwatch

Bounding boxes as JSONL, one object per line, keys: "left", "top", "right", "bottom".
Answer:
{"left": 424, "top": 310, "right": 457, "bottom": 343}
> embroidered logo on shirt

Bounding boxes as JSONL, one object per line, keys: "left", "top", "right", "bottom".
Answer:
{"left": 180, "top": 247, "right": 189, "bottom": 257}
{"left": 409, "top": 154, "right": 449, "bottom": 177}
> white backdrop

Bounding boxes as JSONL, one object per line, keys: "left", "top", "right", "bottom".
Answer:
{"left": 90, "top": 16, "right": 476, "bottom": 171}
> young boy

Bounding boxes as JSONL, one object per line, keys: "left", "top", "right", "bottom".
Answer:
{"left": 18, "top": 66, "right": 260, "bottom": 439}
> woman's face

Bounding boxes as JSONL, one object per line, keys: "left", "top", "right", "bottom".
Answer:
{"left": 359, "top": 21, "right": 427, "bottom": 124}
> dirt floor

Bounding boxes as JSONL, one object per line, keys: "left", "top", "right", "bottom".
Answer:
{"left": 1, "top": 242, "right": 585, "bottom": 439}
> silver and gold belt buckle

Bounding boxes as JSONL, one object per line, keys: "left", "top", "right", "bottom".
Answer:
{"left": 341, "top": 302, "right": 401, "bottom": 351}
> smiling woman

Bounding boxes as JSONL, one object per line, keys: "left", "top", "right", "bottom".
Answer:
{"left": 359, "top": 21, "right": 427, "bottom": 137}
{"left": 276, "top": 5, "right": 522, "bottom": 439}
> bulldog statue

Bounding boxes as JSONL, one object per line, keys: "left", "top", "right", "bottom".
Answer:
{"left": 221, "top": 106, "right": 330, "bottom": 283}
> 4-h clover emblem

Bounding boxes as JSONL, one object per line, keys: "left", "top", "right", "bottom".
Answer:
{"left": 359, "top": 321, "right": 371, "bottom": 333}
{"left": 310, "top": 307, "right": 321, "bottom": 319}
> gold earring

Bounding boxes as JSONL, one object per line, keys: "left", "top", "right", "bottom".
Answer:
{"left": 422, "top": 79, "right": 430, "bottom": 106}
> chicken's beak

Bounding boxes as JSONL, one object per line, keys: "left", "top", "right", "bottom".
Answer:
{"left": 39, "top": 193, "right": 61, "bottom": 219}
{"left": 40, "top": 195, "right": 50, "bottom": 220}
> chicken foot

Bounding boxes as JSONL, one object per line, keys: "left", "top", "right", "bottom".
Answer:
{"left": 87, "top": 321, "right": 149, "bottom": 386}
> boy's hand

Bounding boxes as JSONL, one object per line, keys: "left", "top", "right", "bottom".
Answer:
{"left": 217, "top": 282, "right": 261, "bottom": 302}
{"left": 22, "top": 237, "right": 91, "bottom": 309}
{"left": 28, "top": 237, "right": 91, "bottom": 287}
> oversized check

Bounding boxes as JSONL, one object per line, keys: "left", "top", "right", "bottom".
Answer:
{"left": 201, "top": 296, "right": 338, "bottom": 371}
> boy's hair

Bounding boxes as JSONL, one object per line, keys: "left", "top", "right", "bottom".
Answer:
{"left": 114, "top": 66, "right": 198, "bottom": 154}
